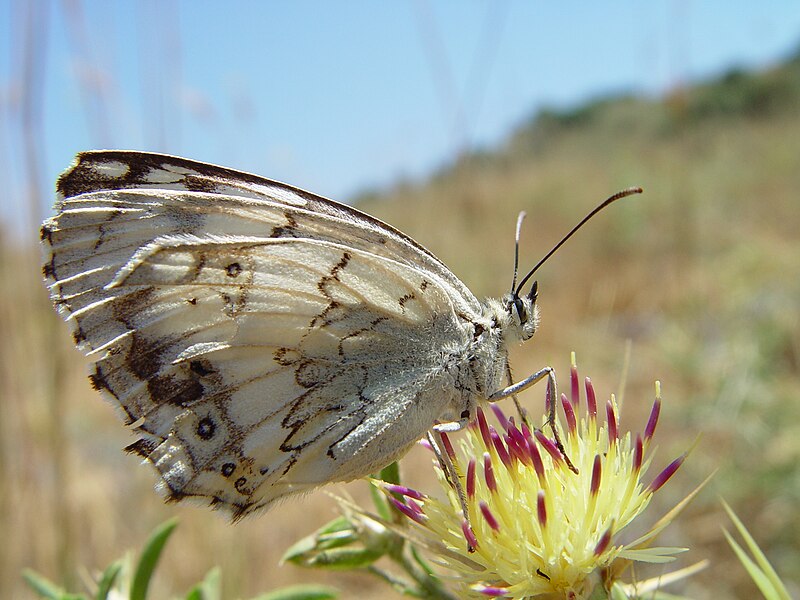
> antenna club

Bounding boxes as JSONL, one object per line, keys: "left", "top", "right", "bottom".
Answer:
{"left": 614, "top": 186, "right": 643, "bottom": 200}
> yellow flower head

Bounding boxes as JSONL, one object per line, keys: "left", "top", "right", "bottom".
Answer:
{"left": 383, "top": 357, "right": 688, "bottom": 599}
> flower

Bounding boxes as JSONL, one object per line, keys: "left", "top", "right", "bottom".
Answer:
{"left": 380, "top": 355, "right": 692, "bottom": 599}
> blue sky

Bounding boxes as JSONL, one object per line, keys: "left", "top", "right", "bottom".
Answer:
{"left": 2, "top": 2, "right": 800, "bottom": 238}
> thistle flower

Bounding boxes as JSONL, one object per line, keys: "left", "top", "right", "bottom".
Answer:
{"left": 381, "top": 356, "right": 693, "bottom": 599}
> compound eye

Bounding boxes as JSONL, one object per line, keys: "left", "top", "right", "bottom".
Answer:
{"left": 513, "top": 297, "right": 527, "bottom": 322}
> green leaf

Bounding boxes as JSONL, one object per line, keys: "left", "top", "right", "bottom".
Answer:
{"left": 409, "top": 545, "right": 436, "bottom": 578}
{"left": 287, "top": 545, "right": 385, "bottom": 571}
{"left": 369, "top": 481, "right": 391, "bottom": 521}
{"left": 184, "top": 566, "right": 221, "bottom": 600}
{"left": 95, "top": 561, "right": 123, "bottom": 600}
{"left": 370, "top": 463, "right": 401, "bottom": 521}
{"left": 130, "top": 518, "right": 179, "bottom": 600}
{"left": 377, "top": 462, "right": 401, "bottom": 486}
{"left": 724, "top": 531, "right": 787, "bottom": 600}
{"left": 282, "top": 517, "right": 359, "bottom": 564}
{"left": 722, "top": 500, "right": 791, "bottom": 600}
{"left": 22, "top": 569, "right": 85, "bottom": 600}
{"left": 250, "top": 584, "right": 339, "bottom": 600}
{"left": 282, "top": 510, "right": 397, "bottom": 571}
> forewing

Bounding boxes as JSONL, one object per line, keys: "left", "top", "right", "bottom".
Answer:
{"left": 43, "top": 164, "right": 470, "bottom": 518}
{"left": 54, "top": 150, "right": 481, "bottom": 314}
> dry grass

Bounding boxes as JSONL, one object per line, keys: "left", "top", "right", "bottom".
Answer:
{"left": 357, "top": 106, "right": 800, "bottom": 598}
{"left": 3, "top": 86, "right": 800, "bottom": 598}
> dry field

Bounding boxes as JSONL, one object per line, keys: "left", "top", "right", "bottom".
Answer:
{"left": 2, "top": 65, "right": 799, "bottom": 598}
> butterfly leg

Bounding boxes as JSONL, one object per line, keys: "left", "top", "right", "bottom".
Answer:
{"left": 488, "top": 366, "right": 579, "bottom": 474}
{"left": 426, "top": 430, "right": 475, "bottom": 553}
{"left": 432, "top": 418, "right": 469, "bottom": 433}
{"left": 505, "top": 362, "right": 530, "bottom": 429}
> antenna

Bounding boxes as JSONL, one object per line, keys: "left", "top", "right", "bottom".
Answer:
{"left": 515, "top": 187, "right": 643, "bottom": 296}
{"left": 510, "top": 211, "right": 527, "bottom": 293}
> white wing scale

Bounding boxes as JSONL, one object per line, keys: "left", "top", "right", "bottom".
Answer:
{"left": 42, "top": 151, "right": 483, "bottom": 518}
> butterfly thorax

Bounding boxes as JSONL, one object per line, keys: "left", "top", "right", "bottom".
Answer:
{"left": 446, "top": 294, "right": 539, "bottom": 422}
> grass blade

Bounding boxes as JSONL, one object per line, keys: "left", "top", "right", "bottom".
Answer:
{"left": 130, "top": 519, "right": 179, "bottom": 600}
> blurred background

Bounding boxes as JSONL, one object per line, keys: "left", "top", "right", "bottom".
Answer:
{"left": 2, "top": 2, "right": 800, "bottom": 598}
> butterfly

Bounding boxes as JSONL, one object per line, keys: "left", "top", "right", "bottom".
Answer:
{"left": 42, "top": 151, "right": 639, "bottom": 519}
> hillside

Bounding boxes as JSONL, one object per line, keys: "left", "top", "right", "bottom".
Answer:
{"left": 3, "top": 46, "right": 800, "bottom": 598}
{"left": 356, "top": 47, "right": 800, "bottom": 597}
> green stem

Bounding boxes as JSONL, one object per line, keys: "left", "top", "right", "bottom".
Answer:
{"left": 392, "top": 546, "right": 459, "bottom": 600}
{"left": 364, "top": 565, "right": 422, "bottom": 598}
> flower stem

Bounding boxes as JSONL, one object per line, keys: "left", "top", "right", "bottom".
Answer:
{"left": 390, "top": 544, "right": 459, "bottom": 600}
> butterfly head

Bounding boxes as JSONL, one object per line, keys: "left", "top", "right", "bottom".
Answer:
{"left": 502, "top": 280, "right": 539, "bottom": 342}
{"left": 503, "top": 186, "right": 643, "bottom": 345}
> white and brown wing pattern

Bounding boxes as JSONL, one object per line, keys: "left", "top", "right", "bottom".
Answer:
{"left": 42, "top": 151, "right": 478, "bottom": 518}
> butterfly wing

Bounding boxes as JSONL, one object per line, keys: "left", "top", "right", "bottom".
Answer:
{"left": 42, "top": 152, "right": 479, "bottom": 518}
{"left": 54, "top": 151, "right": 481, "bottom": 315}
